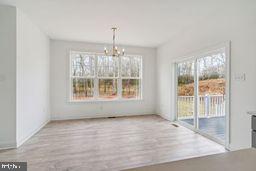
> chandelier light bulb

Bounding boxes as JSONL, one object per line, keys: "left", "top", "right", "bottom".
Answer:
{"left": 104, "top": 47, "right": 108, "bottom": 55}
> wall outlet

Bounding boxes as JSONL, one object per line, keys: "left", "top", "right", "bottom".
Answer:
{"left": 234, "top": 73, "right": 246, "bottom": 81}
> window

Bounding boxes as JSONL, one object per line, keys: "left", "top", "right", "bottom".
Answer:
{"left": 121, "top": 56, "right": 142, "bottom": 99}
{"left": 70, "top": 51, "right": 142, "bottom": 101}
{"left": 97, "top": 55, "right": 119, "bottom": 99}
{"left": 71, "top": 52, "right": 95, "bottom": 100}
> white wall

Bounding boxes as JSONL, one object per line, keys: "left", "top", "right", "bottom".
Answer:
{"left": 156, "top": 1, "right": 256, "bottom": 150}
{"left": 16, "top": 9, "right": 50, "bottom": 146}
{"left": 0, "top": 5, "right": 50, "bottom": 148}
{"left": 50, "top": 40, "right": 156, "bottom": 120}
{"left": 0, "top": 5, "right": 17, "bottom": 148}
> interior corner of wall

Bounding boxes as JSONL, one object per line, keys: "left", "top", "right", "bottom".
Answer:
{"left": 158, "top": 112, "right": 172, "bottom": 121}
{"left": 0, "top": 141, "right": 17, "bottom": 150}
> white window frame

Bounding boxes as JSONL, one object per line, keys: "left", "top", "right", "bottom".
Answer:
{"left": 69, "top": 51, "right": 143, "bottom": 102}
{"left": 69, "top": 51, "right": 96, "bottom": 101}
{"left": 120, "top": 54, "right": 143, "bottom": 100}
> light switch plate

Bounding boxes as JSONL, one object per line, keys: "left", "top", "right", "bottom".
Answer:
{"left": 234, "top": 73, "right": 246, "bottom": 81}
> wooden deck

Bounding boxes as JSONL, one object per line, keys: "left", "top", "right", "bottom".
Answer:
{"left": 180, "top": 116, "right": 225, "bottom": 142}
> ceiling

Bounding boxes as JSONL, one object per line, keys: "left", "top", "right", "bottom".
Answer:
{"left": 0, "top": 0, "right": 249, "bottom": 47}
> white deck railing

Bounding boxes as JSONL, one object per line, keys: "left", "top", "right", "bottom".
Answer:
{"left": 178, "top": 95, "right": 225, "bottom": 119}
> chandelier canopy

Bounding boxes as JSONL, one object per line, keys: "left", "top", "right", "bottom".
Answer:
{"left": 104, "top": 27, "right": 125, "bottom": 57}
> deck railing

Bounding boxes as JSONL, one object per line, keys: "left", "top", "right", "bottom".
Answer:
{"left": 178, "top": 95, "right": 225, "bottom": 119}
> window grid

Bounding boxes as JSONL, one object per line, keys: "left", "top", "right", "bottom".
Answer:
{"left": 70, "top": 52, "right": 96, "bottom": 101}
{"left": 70, "top": 51, "right": 142, "bottom": 101}
{"left": 120, "top": 55, "right": 142, "bottom": 100}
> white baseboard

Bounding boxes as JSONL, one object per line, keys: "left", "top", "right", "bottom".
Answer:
{"left": 16, "top": 119, "right": 50, "bottom": 148}
{"left": 158, "top": 113, "right": 172, "bottom": 121}
{"left": 51, "top": 112, "right": 155, "bottom": 121}
{"left": 0, "top": 141, "right": 16, "bottom": 150}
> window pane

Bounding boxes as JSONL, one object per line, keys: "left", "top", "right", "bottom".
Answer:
{"left": 121, "top": 56, "right": 141, "bottom": 77}
{"left": 72, "top": 78, "right": 94, "bottom": 100}
{"left": 122, "top": 79, "right": 141, "bottom": 99}
{"left": 97, "top": 56, "right": 118, "bottom": 77}
{"left": 99, "top": 79, "right": 117, "bottom": 99}
{"left": 71, "top": 53, "right": 95, "bottom": 77}
{"left": 177, "top": 61, "right": 195, "bottom": 126}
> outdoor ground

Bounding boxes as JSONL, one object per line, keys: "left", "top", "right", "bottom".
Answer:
{"left": 178, "top": 78, "right": 225, "bottom": 96}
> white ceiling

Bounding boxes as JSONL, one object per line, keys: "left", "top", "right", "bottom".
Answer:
{"left": 0, "top": 0, "right": 248, "bottom": 47}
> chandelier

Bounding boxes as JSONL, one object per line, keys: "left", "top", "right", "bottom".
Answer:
{"left": 104, "top": 27, "right": 125, "bottom": 57}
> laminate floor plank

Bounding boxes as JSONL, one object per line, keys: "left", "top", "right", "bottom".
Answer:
{"left": 0, "top": 115, "right": 226, "bottom": 171}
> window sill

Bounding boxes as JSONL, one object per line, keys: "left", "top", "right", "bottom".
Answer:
{"left": 68, "top": 98, "right": 143, "bottom": 103}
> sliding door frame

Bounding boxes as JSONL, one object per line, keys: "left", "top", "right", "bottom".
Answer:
{"left": 173, "top": 41, "right": 230, "bottom": 149}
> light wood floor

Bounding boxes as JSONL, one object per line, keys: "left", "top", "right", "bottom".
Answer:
{"left": 0, "top": 115, "right": 226, "bottom": 171}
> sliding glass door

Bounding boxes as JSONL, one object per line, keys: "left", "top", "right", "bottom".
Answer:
{"left": 176, "top": 47, "right": 228, "bottom": 145}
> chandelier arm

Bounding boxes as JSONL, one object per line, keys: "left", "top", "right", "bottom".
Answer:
{"left": 112, "top": 28, "right": 116, "bottom": 56}
{"left": 105, "top": 27, "right": 124, "bottom": 57}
